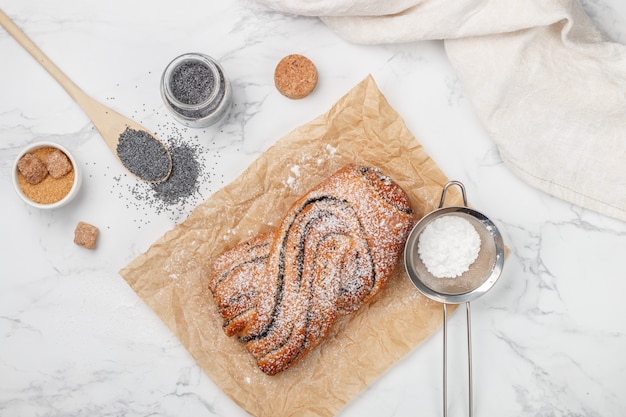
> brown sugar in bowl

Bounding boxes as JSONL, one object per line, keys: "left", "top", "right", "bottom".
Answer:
{"left": 12, "top": 142, "right": 82, "bottom": 209}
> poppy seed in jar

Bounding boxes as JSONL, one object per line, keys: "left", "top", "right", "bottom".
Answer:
{"left": 170, "top": 61, "right": 215, "bottom": 105}
{"left": 161, "top": 53, "right": 232, "bottom": 128}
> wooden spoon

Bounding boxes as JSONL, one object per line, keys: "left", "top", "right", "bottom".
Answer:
{"left": 0, "top": 9, "right": 172, "bottom": 183}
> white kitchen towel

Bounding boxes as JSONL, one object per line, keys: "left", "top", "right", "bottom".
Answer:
{"left": 256, "top": 0, "right": 626, "bottom": 222}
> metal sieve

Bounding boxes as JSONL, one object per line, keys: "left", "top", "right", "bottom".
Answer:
{"left": 404, "top": 181, "right": 504, "bottom": 417}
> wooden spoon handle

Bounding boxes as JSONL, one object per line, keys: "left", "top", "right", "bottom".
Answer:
{"left": 0, "top": 9, "right": 133, "bottom": 155}
{"left": 0, "top": 9, "right": 124, "bottom": 152}
{"left": 0, "top": 8, "right": 172, "bottom": 183}
{"left": 0, "top": 9, "right": 94, "bottom": 109}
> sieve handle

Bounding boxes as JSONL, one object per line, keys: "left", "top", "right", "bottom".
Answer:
{"left": 439, "top": 181, "right": 468, "bottom": 208}
{"left": 443, "top": 304, "right": 448, "bottom": 417}
{"left": 467, "top": 302, "right": 474, "bottom": 417}
{"left": 442, "top": 302, "right": 474, "bottom": 417}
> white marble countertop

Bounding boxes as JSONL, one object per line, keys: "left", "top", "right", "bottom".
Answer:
{"left": 1, "top": 1, "right": 625, "bottom": 416}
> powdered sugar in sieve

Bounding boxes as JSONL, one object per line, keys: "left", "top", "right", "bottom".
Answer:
{"left": 404, "top": 180, "right": 504, "bottom": 417}
{"left": 417, "top": 215, "right": 481, "bottom": 279}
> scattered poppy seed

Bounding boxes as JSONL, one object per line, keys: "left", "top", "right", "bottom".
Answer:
{"left": 150, "top": 140, "right": 200, "bottom": 206}
{"left": 109, "top": 122, "right": 210, "bottom": 223}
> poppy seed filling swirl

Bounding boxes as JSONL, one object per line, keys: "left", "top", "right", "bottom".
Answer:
{"left": 208, "top": 165, "right": 415, "bottom": 375}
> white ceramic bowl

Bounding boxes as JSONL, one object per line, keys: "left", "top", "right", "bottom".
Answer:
{"left": 12, "top": 141, "right": 82, "bottom": 209}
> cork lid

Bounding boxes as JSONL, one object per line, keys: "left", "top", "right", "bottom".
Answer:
{"left": 274, "top": 54, "right": 318, "bottom": 99}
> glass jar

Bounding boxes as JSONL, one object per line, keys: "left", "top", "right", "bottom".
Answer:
{"left": 160, "top": 52, "right": 232, "bottom": 128}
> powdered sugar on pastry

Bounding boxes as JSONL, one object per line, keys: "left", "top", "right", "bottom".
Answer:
{"left": 208, "top": 164, "right": 416, "bottom": 375}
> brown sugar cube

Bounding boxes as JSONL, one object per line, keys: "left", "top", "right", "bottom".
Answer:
{"left": 274, "top": 54, "right": 318, "bottom": 99}
{"left": 74, "top": 222, "right": 99, "bottom": 250}
{"left": 17, "top": 153, "right": 48, "bottom": 184}
{"left": 45, "top": 149, "right": 73, "bottom": 179}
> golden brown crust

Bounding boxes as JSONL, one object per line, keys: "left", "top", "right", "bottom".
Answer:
{"left": 273, "top": 54, "right": 318, "bottom": 99}
{"left": 209, "top": 165, "right": 415, "bottom": 375}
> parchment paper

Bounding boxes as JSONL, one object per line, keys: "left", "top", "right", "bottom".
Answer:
{"left": 120, "top": 75, "right": 463, "bottom": 417}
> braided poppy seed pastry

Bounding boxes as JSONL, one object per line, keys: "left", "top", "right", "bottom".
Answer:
{"left": 208, "top": 165, "right": 415, "bottom": 375}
